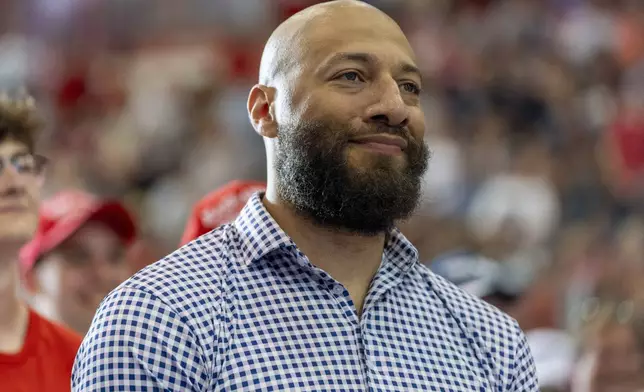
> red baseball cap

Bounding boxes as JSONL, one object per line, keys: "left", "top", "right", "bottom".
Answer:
{"left": 180, "top": 180, "right": 266, "bottom": 246}
{"left": 20, "top": 190, "right": 137, "bottom": 273}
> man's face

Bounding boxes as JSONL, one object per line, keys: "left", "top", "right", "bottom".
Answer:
{"left": 34, "top": 221, "right": 129, "bottom": 334}
{"left": 0, "top": 139, "right": 42, "bottom": 244}
{"left": 273, "top": 14, "right": 430, "bottom": 234}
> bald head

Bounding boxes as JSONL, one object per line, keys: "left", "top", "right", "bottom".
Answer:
{"left": 259, "top": 0, "right": 410, "bottom": 86}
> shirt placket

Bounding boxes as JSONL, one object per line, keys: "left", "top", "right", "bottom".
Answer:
{"left": 294, "top": 251, "right": 371, "bottom": 390}
{"left": 360, "top": 259, "right": 410, "bottom": 391}
{"left": 319, "top": 270, "right": 371, "bottom": 390}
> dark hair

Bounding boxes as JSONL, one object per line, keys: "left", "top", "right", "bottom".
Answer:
{"left": 0, "top": 95, "right": 42, "bottom": 153}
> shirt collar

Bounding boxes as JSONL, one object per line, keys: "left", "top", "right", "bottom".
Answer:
{"left": 233, "top": 193, "right": 419, "bottom": 271}
{"left": 233, "top": 193, "right": 297, "bottom": 265}
{"left": 383, "top": 226, "right": 420, "bottom": 273}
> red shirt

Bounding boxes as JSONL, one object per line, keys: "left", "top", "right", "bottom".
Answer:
{"left": 612, "top": 115, "right": 644, "bottom": 174}
{"left": 0, "top": 309, "right": 81, "bottom": 392}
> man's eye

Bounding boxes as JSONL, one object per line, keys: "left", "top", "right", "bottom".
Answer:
{"left": 401, "top": 82, "right": 421, "bottom": 95}
{"left": 338, "top": 72, "right": 362, "bottom": 82}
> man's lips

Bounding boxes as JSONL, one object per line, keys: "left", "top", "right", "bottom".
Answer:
{"left": 349, "top": 134, "right": 408, "bottom": 152}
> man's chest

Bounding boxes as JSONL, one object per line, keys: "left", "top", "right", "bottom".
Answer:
{"left": 213, "top": 286, "right": 494, "bottom": 391}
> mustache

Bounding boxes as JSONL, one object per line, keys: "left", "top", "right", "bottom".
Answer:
{"left": 292, "top": 119, "right": 427, "bottom": 158}
{"left": 297, "top": 119, "right": 415, "bottom": 143}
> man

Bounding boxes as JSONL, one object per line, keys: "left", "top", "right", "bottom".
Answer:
{"left": 0, "top": 96, "right": 81, "bottom": 391}
{"left": 73, "top": 1, "right": 538, "bottom": 390}
{"left": 20, "top": 189, "right": 137, "bottom": 335}
{"left": 179, "top": 180, "right": 266, "bottom": 246}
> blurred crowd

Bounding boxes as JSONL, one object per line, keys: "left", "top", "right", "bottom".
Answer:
{"left": 1, "top": 0, "right": 643, "bottom": 390}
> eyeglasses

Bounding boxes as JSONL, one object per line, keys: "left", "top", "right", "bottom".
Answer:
{"left": 0, "top": 153, "right": 48, "bottom": 176}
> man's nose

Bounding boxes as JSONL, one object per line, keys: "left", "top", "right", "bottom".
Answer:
{"left": 0, "top": 169, "right": 27, "bottom": 199}
{"left": 364, "top": 80, "right": 410, "bottom": 128}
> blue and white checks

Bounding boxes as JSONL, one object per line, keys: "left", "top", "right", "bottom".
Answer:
{"left": 72, "top": 194, "right": 538, "bottom": 391}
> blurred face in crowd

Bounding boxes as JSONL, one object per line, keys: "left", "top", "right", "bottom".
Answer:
{"left": 32, "top": 221, "right": 129, "bottom": 334}
{"left": 0, "top": 139, "right": 43, "bottom": 246}
{"left": 251, "top": 1, "right": 430, "bottom": 234}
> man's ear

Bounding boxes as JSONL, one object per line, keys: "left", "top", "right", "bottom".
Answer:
{"left": 247, "top": 84, "right": 278, "bottom": 139}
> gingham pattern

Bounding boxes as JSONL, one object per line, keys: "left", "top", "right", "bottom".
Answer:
{"left": 72, "top": 194, "right": 538, "bottom": 391}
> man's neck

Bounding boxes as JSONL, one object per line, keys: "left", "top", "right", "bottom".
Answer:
{"left": 0, "top": 246, "right": 30, "bottom": 354}
{"left": 263, "top": 190, "right": 386, "bottom": 316}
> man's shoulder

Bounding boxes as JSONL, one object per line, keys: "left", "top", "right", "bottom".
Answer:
{"left": 124, "top": 225, "right": 240, "bottom": 302}
{"left": 413, "top": 263, "right": 522, "bottom": 338}
{"left": 73, "top": 228, "right": 239, "bottom": 391}
{"left": 411, "top": 264, "right": 534, "bottom": 386}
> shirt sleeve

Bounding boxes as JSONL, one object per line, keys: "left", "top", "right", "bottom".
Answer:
{"left": 72, "top": 286, "right": 210, "bottom": 391}
{"left": 506, "top": 325, "right": 539, "bottom": 391}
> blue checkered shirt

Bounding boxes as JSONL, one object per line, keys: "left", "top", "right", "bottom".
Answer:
{"left": 72, "top": 194, "right": 538, "bottom": 391}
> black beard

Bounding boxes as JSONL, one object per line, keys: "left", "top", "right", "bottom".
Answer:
{"left": 274, "top": 119, "right": 430, "bottom": 236}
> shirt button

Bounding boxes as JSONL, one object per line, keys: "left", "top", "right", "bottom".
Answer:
{"left": 332, "top": 285, "right": 344, "bottom": 295}
{"left": 365, "top": 358, "right": 375, "bottom": 370}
